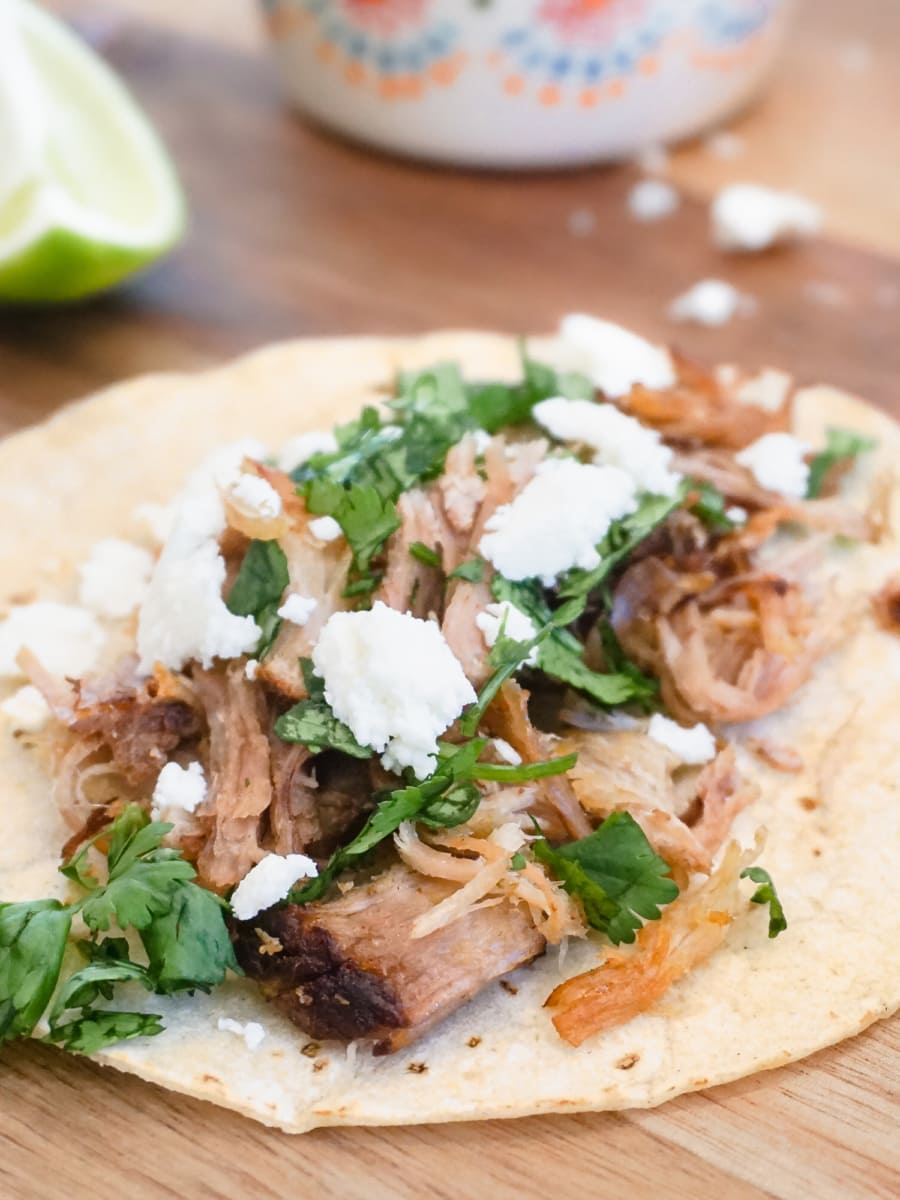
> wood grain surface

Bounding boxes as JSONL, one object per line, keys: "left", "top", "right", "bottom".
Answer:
{"left": 1, "top": 3, "right": 899, "bottom": 1198}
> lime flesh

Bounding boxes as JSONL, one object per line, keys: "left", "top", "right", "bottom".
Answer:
{"left": 0, "top": 1, "right": 186, "bottom": 302}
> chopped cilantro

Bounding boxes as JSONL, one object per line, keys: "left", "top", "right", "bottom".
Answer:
{"left": 0, "top": 806, "right": 239, "bottom": 1053}
{"left": 559, "top": 486, "right": 687, "bottom": 605}
{"left": 448, "top": 558, "right": 484, "bottom": 583}
{"left": 226, "top": 539, "right": 290, "bottom": 658}
{"left": 409, "top": 541, "right": 442, "bottom": 568}
{"left": 466, "top": 349, "right": 593, "bottom": 433}
{"left": 275, "top": 659, "right": 373, "bottom": 759}
{"left": 492, "top": 576, "right": 656, "bottom": 707}
{"left": 533, "top": 812, "right": 678, "bottom": 944}
{"left": 741, "top": 866, "right": 787, "bottom": 938}
{"left": 510, "top": 852, "right": 527, "bottom": 871}
{"left": 293, "top": 354, "right": 596, "bottom": 598}
{"left": 689, "top": 480, "right": 738, "bottom": 532}
{"left": 289, "top": 738, "right": 576, "bottom": 904}
{"left": 306, "top": 479, "right": 401, "bottom": 578}
{"left": 806, "top": 428, "right": 876, "bottom": 499}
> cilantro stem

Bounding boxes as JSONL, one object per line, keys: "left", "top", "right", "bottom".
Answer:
{"left": 468, "top": 752, "right": 577, "bottom": 782}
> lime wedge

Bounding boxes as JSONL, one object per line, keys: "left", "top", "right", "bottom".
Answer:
{"left": 0, "top": 0, "right": 186, "bottom": 302}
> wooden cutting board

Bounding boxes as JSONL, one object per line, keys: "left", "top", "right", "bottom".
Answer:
{"left": 1, "top": 7, "right": 899, "bottom": 1199}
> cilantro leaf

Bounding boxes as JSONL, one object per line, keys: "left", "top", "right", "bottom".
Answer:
{"left": 140, "top": 883, "right": 240, "bottom": 993}
{"left": 80, "top": 841, "right": 195, "bottom": 934}
{"left": 275, "top": 658, "right": 373, "bottom": 758}
{"left": 46, "top": 1010, "right": 164, "bottom": 1055}
{"left": 226, "top": 539, "right": 289, "bottom": 658}
{"left": 466, "top": 351, "right": 593, "bottom": 433}
{"left": 1, "top": 806, "right": 239, "bottom": 1054}
{"left": 689, "top": 480, "right": 738, "bottom": 532}
{"left": 0, "top": 900, "right": 72, "bottom": 1042}
{"left": 51, "top": 960, "right": 153, "bottom": 1015}
{"left": 533, "top": 811, "right": 678, "bottom": 944}
{"left": 741, "top": 866, "right": 787, "bottom": 938}
{"left": 46, "top": 947, "right": 162, "bottom": 1055}
{"left": 806, "top": 428, "right": 876, "bottom": 499}
{"left": 492, "top": 576, "right": 655, "bottom": 707}
{"left": 289, "top": 740, "right": 491, "bottom": 904}
{"left": 417, "top": 782, "right": 482, "bottom": 830}
{"left": 559, "top": 487, "right": 687, "bottom": 604}
{"left": 448, "top": 558, "right": 484, "bottom": 583}
{"left": 306, "top": 478, "right": 401, "bottom": 583}
{"left": 409, "top": 541, "right": 441, "bottom": 568}
{"left": 275, "top": 702, "right": 373, "bottom": 759}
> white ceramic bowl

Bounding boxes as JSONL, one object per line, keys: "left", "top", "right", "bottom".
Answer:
{"left": 260, "top": 0, "right": 791, "bottom": 168}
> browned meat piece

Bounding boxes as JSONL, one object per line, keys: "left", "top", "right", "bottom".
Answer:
{"left": 258, "top": 528, "right": 353, "bottom": 700}
{"left": 233, "top": 863, "right": 545, "bottom": 1054}
{"left": 619, "top": 358, "right": 791, "bottom": 451}
{"left": 442, "top": 437, "right": 546, "bottom": 686}
{"left": 438, "top": 435, "right": 486, "bottom": 537}
{"left": 193, "top": 663, "right": 272, "bottom": 891}
{"left": 484, "top": 681, "right": 592, "bottom": 841}
{"left": 268, "top": 740, "right": 319, "bottom": 856}
{"left": 612, "top": 558, "right": 821, "bottom": 725}
{"left": 374, "top": 488, "right": 450, "bottom": 618}
{"left": 62, "top": 666, "right": 201, "bottom": 788}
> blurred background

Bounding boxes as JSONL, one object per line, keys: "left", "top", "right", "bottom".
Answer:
{"left": 0, "top": 0, "right": 897, "bottom": 431}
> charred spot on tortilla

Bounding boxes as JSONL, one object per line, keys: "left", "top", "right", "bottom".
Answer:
{"left": 616, "top": 1052, "right": 640, "bottom": 1070}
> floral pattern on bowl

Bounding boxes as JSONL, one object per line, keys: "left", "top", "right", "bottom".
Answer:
{"left": 260, "top": 0, "right": 791, "bottom": 166}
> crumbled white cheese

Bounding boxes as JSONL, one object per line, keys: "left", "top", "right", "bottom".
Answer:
{"left": 736, "top": 432, "right": 810, "bottom": 498}
{"left": 479, "top": 458, "right": 638, "bottom": 586}
{"left": 804, "top": 280, "right": 847, "bottom": 309}
{"left": 558, "top": 314, "right": 676, "bottom": 398}
{"left": 711, "top": 183, "right": 821, "bottom": 252}
{"left": 471, "top": 428, "right": 493, "bottom": 455}
{"left": 731, "top": 367, "right": 792, "bottom": 413}
{"left": 838, "top": 39, "right": 871, "bottom": 74}
{"left": 0, "top": 602, "right": 105, "bottom": 680}
{"left": 627, "top": 179, "right": 679, "bottom": 222}
{"left": 231, "top": 852, "right": 319, "bottom": 921}
{"left": 668, "top": 279, "right": 755, "bottom": 327}
{"left": 492, "top": 737, "right": 522, "bottom": 766}
{"left": 312, "top": 602, "right": 476, "bottom": 780}
{"left": 634, "top": 143, "right": 668, "bottom": 175}
{"left": 532, "top": 397, "right": 682, "bottom": 497}
{"left": 78, "top": 538, "right": 154, "bottom": 620}
{"left": 150, "top": 760, "right": 207, "bottom": 821}
{"left": 0, "top": 684, "right": 52, "bottom": 732}
{"left": 726, "top": 505, "right": 748, "bottom": 525}
{"left": 277, "top": 593, "right": 318, "bottom": 626}
{"left": 217, "top": 1017, "right": 266, "bottom": 1051}
{"left": 567, "top": 207, "right": 596, "bottom": 238}
{"left": 137, "top": 441, "right": 265, "bottom": 673}
{"left": 226, "top": 473, "right": 283, "bottom": 519}
{"left": 308, "top": 515, "right": 342, "bottom": 543}
{"left": 134, "top": 501, "right": 176, "bottom": 545}
{"left": 476, "top": 602, "right": 538, "bottom": 666}
{"left": 704, "top": 130, "right": 745, "bottom": 160}
{"left": 244, "top": 658, "right": 259, "bottom": 681}
{"left": 647, "top": 714, "right": 716, "bottom": 764}
{"left": 275, "top": 431, "right": 339, "bottom": 474}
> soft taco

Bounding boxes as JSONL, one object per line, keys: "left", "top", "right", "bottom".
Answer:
{"left": 1, "top": 316, "right": 898, "bottom": 1133}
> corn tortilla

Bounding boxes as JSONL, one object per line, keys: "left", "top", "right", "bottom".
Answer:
{"left": 1, "top": 333, "right": 898, "bottom": 1132}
